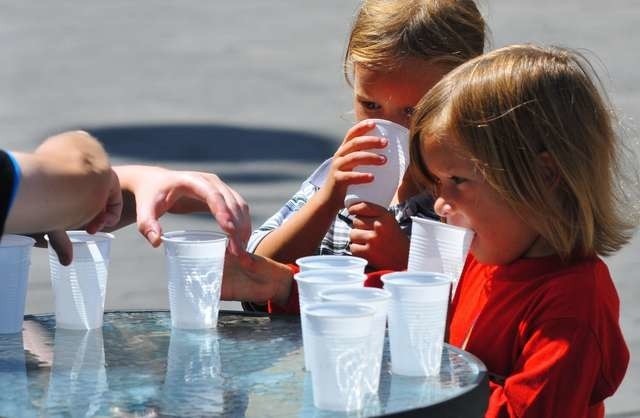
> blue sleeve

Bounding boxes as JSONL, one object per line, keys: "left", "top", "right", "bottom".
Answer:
{"left": 6, "top": 151, "right": 22, "bottom": 209}
{"left": 0, "top": 150, "right": 22, "bottom": 235}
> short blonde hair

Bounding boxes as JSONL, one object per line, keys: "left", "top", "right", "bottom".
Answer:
{"left": 344, "top": 0, "right": 486, "bottom": 84}
{"left": 410, "top": 44, "right": 637, "bottom": 260}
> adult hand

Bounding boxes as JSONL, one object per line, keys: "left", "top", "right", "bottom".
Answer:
{"left": 316, "top": 120, "right": 389, "bottom": 210}
{"left": 221, "top": 250, "right": 293, "bottom": 306}
{"left": 85, "top": 169, "right": 123, "bottom": 234}
{"left": 348, "top": 202, "right": 409, "bottom": 271}
{"left": 116, "top": 166, "right": 251, "bottom": 255}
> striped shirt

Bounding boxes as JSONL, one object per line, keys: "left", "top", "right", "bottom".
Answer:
{"left": 247, "top": 158, "right": 438, "bottom": 255}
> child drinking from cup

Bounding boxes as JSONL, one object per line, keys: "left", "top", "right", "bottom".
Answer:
{"left": 248, "top": 0, "right": 486, "bottom": 272}
{"left": 409, "top": 44, "right": 637, "bottom": 417}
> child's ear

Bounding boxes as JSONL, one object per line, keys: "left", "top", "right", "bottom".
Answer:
{"left": 536, "top": 151, "right": 560, "bottom": 187}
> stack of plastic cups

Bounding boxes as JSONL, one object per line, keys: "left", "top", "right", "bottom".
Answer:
{"left": 0, "top": 235, "right": 35, "bottom": 334}
{"left": 319, "top": 287, "right": 391, "bottom": 394}
{"left": 407, "top": 217, "right": 473, "bottom": 296}
{"left": 161, "top": 230, "right": 228, "bottom": 329}
{"left": 303, "top": 302, "right": 376, "bottom": 412}
{"left": 381, "top": 271, "right": 453, "bottom": 376}
{"left": 47, "top": 231, "right": 113, "bottom": 330}
{"left": 293, "top": 269, "right": 365, "bottom": 371}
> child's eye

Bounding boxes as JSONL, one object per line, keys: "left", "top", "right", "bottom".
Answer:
{"left": 404, "top": 107, "right": 415, "bottom": 117}
{"left": 450, "top": 176, "right": 467, "bottom": 185}
{"left": 361, "top": 101, "right": 381, "bottom": 111}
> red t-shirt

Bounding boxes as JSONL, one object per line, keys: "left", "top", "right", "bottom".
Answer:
{"left": 449, "top": 254, "right": 629, "bottom": 418}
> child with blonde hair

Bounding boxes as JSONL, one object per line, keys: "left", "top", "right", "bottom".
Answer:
{"left": 410, "top": 44, "right": 636, "bottom": 417}
{"left": 248, "top": 0, "right": 485, "bottom": 273}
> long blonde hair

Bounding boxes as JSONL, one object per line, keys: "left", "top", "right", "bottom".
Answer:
{"left": 344, "top": 0, "right": 486, "bottom": 85}
{"left": 410, "top": 44, "right": 638, "bottom": 260}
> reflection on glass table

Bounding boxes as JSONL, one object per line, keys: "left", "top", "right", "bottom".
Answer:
{"left": 5, "top": 311, "right": 487, "bottom": 417}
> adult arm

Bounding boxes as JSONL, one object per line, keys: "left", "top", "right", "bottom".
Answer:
{"left": 4, "top": 131, "right": 117, "bottom": 234}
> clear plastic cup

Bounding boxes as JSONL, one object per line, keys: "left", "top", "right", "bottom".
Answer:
{"left": 161, "top": 230, "right": 228, "bottom": 329}
{"left": 303, "top": 302, "right": 376, "bottom": 412}
{"left": 381, "top": 271, "right": 453, "bottom": 376}
{"left": 407, "top": 217, "right": 473, "bottom": 294}
{"left": 47, "top": 231, "right": 113, "bottom": 330}
{"left": 319, "top": 287, "right": 391, "bottom": 394}
{"left": 0, "top": 234, "right": 35, "bottom": 334}
{"left": 295, "top": 255, "right": 367, "bottom": 273}
{"left": 294, "top": 270, "right": 366, "bottom": 371}
{"left": 344, "top": 119, "right": 410, "bottom": 208}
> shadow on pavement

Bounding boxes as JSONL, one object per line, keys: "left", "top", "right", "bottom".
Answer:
{"left": 87, "top": 123, "right": 336, "bottom": 164}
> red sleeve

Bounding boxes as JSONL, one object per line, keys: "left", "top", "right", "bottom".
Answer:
{"left": 364, "top": 269, "right": 395, "bottom": 288}
{"left": 267, "top": 264, "right": 300, "bottom": 315}
{"left": 485, "top": 319, "right": 606, "bottom": 418}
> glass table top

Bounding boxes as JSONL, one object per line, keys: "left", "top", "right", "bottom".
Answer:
{"left": 1, "top": 311, "right": 486, "bottom": 417}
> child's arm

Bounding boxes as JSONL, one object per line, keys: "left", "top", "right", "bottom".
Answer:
{"left": 6, "top": 131, "right": 119, "bottom": 234}
{"left": 485, "top": 319, "right": 627, "bottom": 417}
{"left": 112, "top": 165, "right": 251, "bottom": 256}
{"left": 221, "top": 250, "right": 294, "bottom": 307}
{"left": 253, "top": 120, "right": 388, "bottom": 263}
{"left": 347, "top": 202, "right": 409, "bottom": 270}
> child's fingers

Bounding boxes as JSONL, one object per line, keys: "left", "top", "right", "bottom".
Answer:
{"left": 336, "top": 135, "right": 388, "bottom": 157}
{"left": 333, "top": 170, "right": 375, "bottom": 185}
{"left": 341, "top": 119, "right": 376, "bottom": 144}
{"left": 335, "top": 150, "right": 387, "bottom": 172}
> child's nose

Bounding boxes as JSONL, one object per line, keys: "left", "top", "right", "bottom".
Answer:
{"left": 434, "top": 196, "right": 452, "bottom": 218}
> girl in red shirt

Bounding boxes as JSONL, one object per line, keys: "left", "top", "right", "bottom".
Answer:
{"left": 409, "top": 44, "right": 638, "bottom": 418}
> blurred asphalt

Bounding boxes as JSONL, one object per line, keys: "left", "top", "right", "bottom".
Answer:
{"left": 1, "top": 1, "right": 638, "bottom": 415}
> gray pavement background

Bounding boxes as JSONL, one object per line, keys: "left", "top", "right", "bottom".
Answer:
{"left": 1, "top": 1, "right": 638, "bottom": 416}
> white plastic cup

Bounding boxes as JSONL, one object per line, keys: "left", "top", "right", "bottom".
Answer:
{"left": 294, "top": 270, "right": 366, "bottom": 371}
{"left": 381, "top": 271, "right": 453, "bottom": 376}
{"left": 47, "top": 231, "right": 113, "bottom": 330}
{"left": 161, "top": 230, "right": 228, "bottom": 329}
{"left": 163, "top": 330, "right": 223, "bottom": 416}
{"left": 0, "top": 234, "right": 35, "bottom": 334}
{"left": 407, "top": 217, "right": 473, "bottom": 294}
{"left": 46, "top": 329, "right": 107, "bottom": 416}
{"left": 296, "top": 255, "right": 367, "bottom": 273}
{"left": 319, "top": 287, "right": 391, "bottom": 394}
{"left": 344, "top": 119, "right": 410, "bottom": 208}
{"left": 303, "top": 302, "right": 376, "bottom": 412}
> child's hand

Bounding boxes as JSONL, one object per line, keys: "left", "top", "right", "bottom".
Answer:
{"left": 348, "top": 202, "right": 409, "bottom": 271}
{"left": 317, "top": 120, "right": 388, "bottom": 210}
{"left": 221, "top": 249, "right": 293, "bottom": 306}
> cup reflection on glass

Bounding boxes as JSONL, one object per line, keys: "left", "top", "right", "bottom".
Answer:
{"left": 294, "top": 270, "right": 365, "bottom": 371}
{"left": 161, "top": 231, "right": 228, "bottom": 329}
{"left": 303, "top": 302, "right": 376, "bottom": 412}
{"left": 47, "top": 231, "right": 114, "bottom": 330}
{"left": 46, "top": 329, "right": 108, "bottom": 416}
{"left": 0, "top": 234, "right": 35, "bottom": 334}
{"left": 162, "top": 329, "right": 224, "bottom": 417}
{"left": 381, "top": 271, "right": 452, "bottom": 377}
{"left": 0, "top": 334, "right": 30, "bottom": 417}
